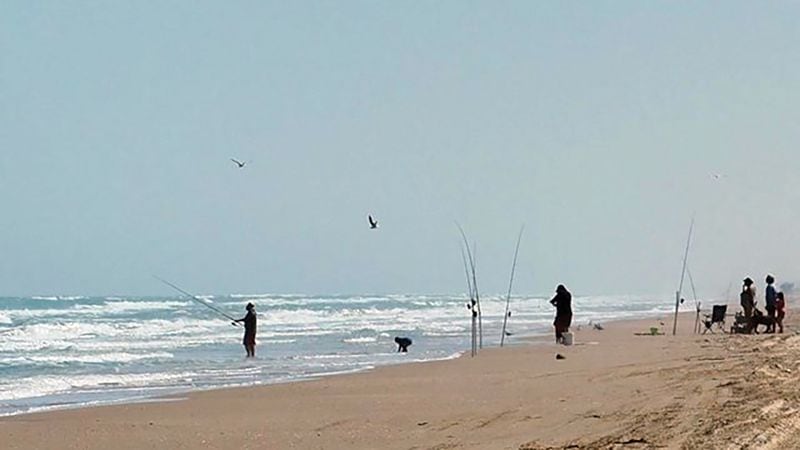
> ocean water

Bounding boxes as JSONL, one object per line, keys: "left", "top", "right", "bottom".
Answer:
{"left": 0, "top": 293, "right": 676, "bottom": 416}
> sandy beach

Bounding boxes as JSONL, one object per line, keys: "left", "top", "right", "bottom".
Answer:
{"left": 2, "top": 310, "right": 797, "bottom": 449}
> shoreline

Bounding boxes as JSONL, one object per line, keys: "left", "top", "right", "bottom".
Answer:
{"left": 3, "top": 312, "right": 743, "bottom": 449}
{"left": 0, "top": 308, "right": 676, "bottom": 419}
{"left": 0, "top": 292, "right": 679, "bottom": 420}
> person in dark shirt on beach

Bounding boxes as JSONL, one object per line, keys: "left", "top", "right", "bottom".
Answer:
{"left": 550, "top": 284, "right": 572, "bottom": 344}
{"left": 775, "top": 292, "right": 786, "bottom": 334}
{"left": 765, "top": 275, "right": 777, "bottom": 333}
{"left": 740, "top": 277, "right": 756, "bottom": 332}
{"left": 234, "top": 302, "right": 257, "bottom": 357}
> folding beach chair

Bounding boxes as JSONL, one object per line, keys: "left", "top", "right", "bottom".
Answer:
{"left": 702, "top": 305, "right": 727, "bottom": 334}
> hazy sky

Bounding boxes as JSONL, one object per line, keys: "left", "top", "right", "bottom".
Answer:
{"left": 2, "top": 2, "right": 799, "bottom": 297}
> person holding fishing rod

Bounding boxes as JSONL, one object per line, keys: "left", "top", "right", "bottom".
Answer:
{"left": 233, "top": 302, "right": 257, "bottom": 358}
{"left": 154, "top": 277, "right": 257, "bottom": 357}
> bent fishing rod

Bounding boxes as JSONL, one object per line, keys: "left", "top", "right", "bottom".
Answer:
{"left": 153, "top": 276, "right": 241, "bottom": 326}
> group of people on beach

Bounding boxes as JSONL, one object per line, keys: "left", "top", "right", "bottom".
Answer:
{"left": 740, "top": 274, "right": 786, "bottom": 333}
{"left": 236, "top": 275, "right": 790, "bottom": 357}
{"left": 544, "top": 275, "right": 791, "bottom": 344}
{"left": 234, "top": 285, "right": 577, "bottom": 358}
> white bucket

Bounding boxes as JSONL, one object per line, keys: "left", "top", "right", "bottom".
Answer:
{"left": 562, "top": 332, "right": 574, "bottom": 346}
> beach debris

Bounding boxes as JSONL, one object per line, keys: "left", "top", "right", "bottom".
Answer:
{"left": 593, "top": 323, "right": 604, "bottom": 331}
{"left": 230, "top": 158, "right": 246, "bottom": 168}
{"left": 556, "top": 353, "right": 566, "bottom": 360}
{"left": 618, "top": 437, "right": 648, "bottom": 445}
{"left": 368, "top": 214, "right": 378, "bottom": 229}
{"left": 634, "top": 327, "right": 664, "bottom": 336}
{"left": 417, "top": 421, "right": 428, "bottom": 426}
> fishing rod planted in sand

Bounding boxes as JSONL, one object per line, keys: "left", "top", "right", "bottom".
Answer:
{"left": 672, "top": 216, "right": 695, "bottom": 336}
{"left": 153, "top": 276, "right": 240, "bottom": 325}
{"left": 686, "top": 265, "right": 701, "bottom": 334}
{"left": 500, "top": 225, "right": 525, "bottom": 347}
{"left": 456, "top": 222, "right": 483, "bottom": 349}
{"left": 460, "top": 243, "right": 477, "bottom": 357}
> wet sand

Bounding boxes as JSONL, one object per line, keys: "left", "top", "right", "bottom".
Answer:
{"left": 2, "top": 309, "right": 797, "bottom": 449}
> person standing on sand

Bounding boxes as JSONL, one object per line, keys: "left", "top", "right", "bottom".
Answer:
{"left": 550, "top": 284, "right": 572, "bottom": 344}
{"left": 741, "top": 277, "right": 756, "bottom": 332}
{"left": 765, "top": 275, "right": 777, "bottom": 333}
{"left": 775, "top": 292, "right": 786, "bottom": 334}
{"left": 234, "top": 302, "right": 257, "bottom": 357}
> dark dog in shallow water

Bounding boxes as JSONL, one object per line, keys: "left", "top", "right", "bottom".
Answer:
{"left": 751, "top": 309, "right": 776, "bottom": 334}
{"left": 394, "top": 337, "right": 412, "bottom": 352}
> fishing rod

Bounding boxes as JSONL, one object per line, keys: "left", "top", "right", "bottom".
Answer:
{"left": 460, "top": 243, "right": 477, "bottom": 357}
{"left": 672, "top": 215, "right": 695, "bottom": 335}
{"left": 153, "top": 276, "right": 240, "bottom": 325}
{"left": 500, "top": 225, "right": 524, "bottom": 347}
{"left": 460, "top": 244, "right": 474, "bottom": 300}
{"left": 686, "top": 265, "right": 700, "bottom": 334}
{"left": 456, "top": 222, "right": 482, "bottom": 349}
{"left": 472, "top": 240, "right": 482, "bottom": 349}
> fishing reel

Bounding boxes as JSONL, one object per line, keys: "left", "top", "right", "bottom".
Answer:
{"left": 466, "top": 299, "right": 478, "bottom": 318}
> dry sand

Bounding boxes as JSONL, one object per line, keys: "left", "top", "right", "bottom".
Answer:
{"left": 2, "top": 309, "right": 798, "bottom": 449}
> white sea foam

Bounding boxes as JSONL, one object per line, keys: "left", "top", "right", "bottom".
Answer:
{"left": 343, "top": 336, "right": 378, "bottom": 344}
{"left": 308, "top": 367, "right": 374, "bottom": 378}
{"left": 0, "top": 351, "right": 174, "bottom": 365}
{"left": 261, "top": 339, "right": 296, "bottom": 344}
{"left": 0, "top": 371, "right": 197, "bottom": 401}
{"left": 0, "top": 319, "right": 233, "bottom": 352}
{"left": 31, "top": 296, "right": 88, "bottom": 301}
{"left": 74, "top": 300, "right": 190, "bottom": 313}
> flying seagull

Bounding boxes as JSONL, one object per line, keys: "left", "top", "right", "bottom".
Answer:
{"left": 368, "top": 215, "right": 378, "bottom": 229}
{"left": 230, "top": 158, "right": 247, "bottom": 168}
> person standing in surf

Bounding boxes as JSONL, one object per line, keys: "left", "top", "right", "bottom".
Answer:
{"left": 550, "top": 284, "right": 572, "bottom": 344}
{"left": 234, "top": 302, "right": 257, "bottom": 357}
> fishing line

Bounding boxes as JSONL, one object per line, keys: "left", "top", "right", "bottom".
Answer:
{"left": 153, "top": 276, "right": 240, "bottom": 325}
